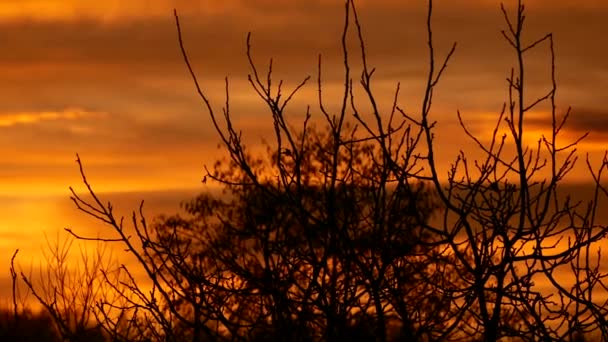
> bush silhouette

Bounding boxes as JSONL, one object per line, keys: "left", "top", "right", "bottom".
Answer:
{"left": 0, "top": 308, "right": 59, "bottom": 342}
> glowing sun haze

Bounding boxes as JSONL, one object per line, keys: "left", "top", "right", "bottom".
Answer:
{"left": 0, "top": 0, "right": 605, "bottom": 291}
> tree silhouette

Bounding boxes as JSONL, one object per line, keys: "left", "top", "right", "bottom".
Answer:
{"left": 145, "top": 122, "right": 447, "bottom": 340}
{"left": 18, "top": 0, "right": 608, "bottom": 341}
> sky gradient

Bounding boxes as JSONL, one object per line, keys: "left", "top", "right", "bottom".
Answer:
{"left": 0, "top": 0, "right": 606, "bottom": 298}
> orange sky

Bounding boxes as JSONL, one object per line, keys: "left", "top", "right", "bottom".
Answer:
{"left": 0, "top": 0, "right": 606, "bottom": 298}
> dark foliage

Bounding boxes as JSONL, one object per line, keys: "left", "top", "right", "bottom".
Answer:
{"left": 0, "top": 308, "right": 59, "bottom": 342}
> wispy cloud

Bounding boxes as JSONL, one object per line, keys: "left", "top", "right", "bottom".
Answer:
{"left": 448, "top": 108, "right": 608, "bottom": 167}
{"left": 0, "top": 1, "right": 235, "bottom": 22}
{"left": 0, "top": 108, "right": 105, "bottom": 127}
{"left": 512, "top": 107, "right": 608, "bottom": 143}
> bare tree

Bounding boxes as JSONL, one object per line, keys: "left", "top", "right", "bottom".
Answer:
{"left": 22, "top": 0, "right": 608, "bottom": 341}
{"left": 405, "top": 1, "right": 608, "bottom": 340}
{"left": 19, "top": 235, "right": 120, "bottom": 341}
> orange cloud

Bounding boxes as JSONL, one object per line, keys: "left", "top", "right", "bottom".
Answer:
{"left": 0, "top": 108, "right": 105, "bottom": 127}
{"left": 463, "top": 110, "right": 599, "bottom": 146}
{"left": 0, "top": 0, "right": 243, "bottom": 22}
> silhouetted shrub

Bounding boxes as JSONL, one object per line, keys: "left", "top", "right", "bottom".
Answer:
{"left": 0, "top": 308, "right": 59, "bottom": 342}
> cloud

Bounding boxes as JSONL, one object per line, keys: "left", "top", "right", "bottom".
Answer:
{"left": 458, "top": 107, "right": 608, "bottom": 153}
{"left": 0, "top": 0, "right": 241, "bottom": 22}
{"left": 0, "top": 108, "right": 105, "bottom": 127}
{"left": 564, "top": 108, "right": 608, "bottom": 135}
{"left": 0, "top": 0, "right": 603, "bottom": 96}
{"left": 524, "top": 108, "right": 608, "bottom": 142}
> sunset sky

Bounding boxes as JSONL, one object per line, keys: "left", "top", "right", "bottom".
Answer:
{"left": 0, "top": 0, "right": 606, "bottom": 298}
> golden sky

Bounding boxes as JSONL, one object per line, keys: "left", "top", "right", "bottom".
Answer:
{"left": 0, "top": 0, "right": 606, "bottom": 295}
{"left": 0, "top": 0, "right": 604, "bottom": 194}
